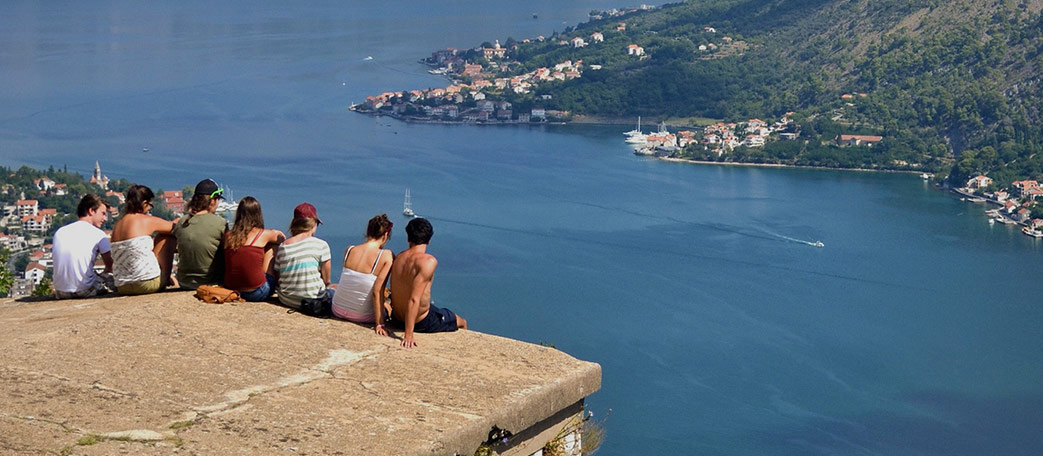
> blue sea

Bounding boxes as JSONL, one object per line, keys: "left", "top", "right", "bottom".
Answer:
{"left": 3, "top": 2, "right": 1042, "bottom": 455}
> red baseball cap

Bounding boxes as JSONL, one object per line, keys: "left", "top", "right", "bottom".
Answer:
{"left": 293, "top": 202, "right": 323, "bottom": 224}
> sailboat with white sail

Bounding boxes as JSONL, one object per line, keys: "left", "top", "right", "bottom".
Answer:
{"left": 403, "top": 189, "right": 415, "bottom": 217}
{"left": 624, "top": 116, "right": 647, "bottom": 144}
{"left": 624, "top": 116, "right": 642, "bottom": 137}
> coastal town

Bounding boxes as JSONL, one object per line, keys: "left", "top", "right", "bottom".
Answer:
{"left": 351, "top": 41, "right": 584, "bottom": 124}
{"left": 621, "top": 114, "right": 800, "bottom": 158}
{"left": 349, "top": 12, "right": 895, "bottom": 170}
{"left": 0, "top": 163, "right": 191, "bottom": 299}
{"left": 350, "top": 3, "right": 750, "bottom": 127}
{"left": 958, "top": 175, "right": 1043, "bottom": 237}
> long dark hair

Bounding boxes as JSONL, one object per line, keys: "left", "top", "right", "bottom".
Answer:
{"left": 226, "top": 196, "right": 264, "bottom": 250}
{"left": 124, "top": 185, "right": 154, "bottom": 215}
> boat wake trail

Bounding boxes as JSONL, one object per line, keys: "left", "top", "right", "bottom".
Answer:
{"left": 423, "top": 215, "right": 926, "bottom": 291}
{"left": 756, "top": 229, "right": 825, "bottom": 248}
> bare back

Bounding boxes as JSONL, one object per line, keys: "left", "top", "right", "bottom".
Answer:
{"left": 343, "top": 243, "right": 390, "bottom": 275}
{"left": 389, "top": 246, "right": 436, "bottom": 322}
{"left": 112, "top": 213, "right": 174, "bottom": 242}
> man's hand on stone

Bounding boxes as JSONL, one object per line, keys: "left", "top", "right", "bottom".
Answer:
{"left": 402, "top": 334, "right": 417, "bottom": 348}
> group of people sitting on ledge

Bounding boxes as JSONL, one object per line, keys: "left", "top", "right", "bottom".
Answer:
{"left": 49, "top": 178, "right": 465, "bottom": 348}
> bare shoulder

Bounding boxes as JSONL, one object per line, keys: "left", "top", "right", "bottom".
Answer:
{"left": 380, "top": 248, "right": 395, "bottom": 265}
{"left": 418, "top": 253, "right": 437, "bottom": 272}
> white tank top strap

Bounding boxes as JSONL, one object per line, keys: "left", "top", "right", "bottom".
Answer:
{"left": 343, "top": 245, "right": 354, "bottom": 263}
{"left": 370, "top": 249, "right": 384, "bottom": 274}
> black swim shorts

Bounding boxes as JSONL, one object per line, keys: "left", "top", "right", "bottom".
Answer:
{"left": 413, "top": 303, "right": 458, "bottom": 333}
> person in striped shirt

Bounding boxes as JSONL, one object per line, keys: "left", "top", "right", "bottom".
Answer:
{"left": 274, "top": 203, "right": 332, "bottom": 309}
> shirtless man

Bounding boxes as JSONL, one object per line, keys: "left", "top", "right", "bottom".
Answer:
{"left": 388, "top": 218, "right": 467, "bottom": 348}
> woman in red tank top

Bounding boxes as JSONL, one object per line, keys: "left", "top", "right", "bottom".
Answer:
{"left": 223, "top": 196, "right": 285, "bottom": 301}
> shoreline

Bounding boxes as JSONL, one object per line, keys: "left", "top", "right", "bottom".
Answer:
{"left": 351, "top": 106, "right": 930, "bottom": 175}
{"left": 350, "top": 106, "right": 698, "bottom": 129}
{"left": 654, "top": 156, "right": 928, "bottom": 175}
{"left": 569, "top": 115, "right": 701, "bottom": 129}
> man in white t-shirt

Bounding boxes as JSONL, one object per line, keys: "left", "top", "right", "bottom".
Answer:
{"left": 52, "top": 194, "right": 114, "bottom": 299}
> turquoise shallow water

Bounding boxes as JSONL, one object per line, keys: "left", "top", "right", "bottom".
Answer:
{"left": 3, "top": 2, "right": 1043, "bottom": 455}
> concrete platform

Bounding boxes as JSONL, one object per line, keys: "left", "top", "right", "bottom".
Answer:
{"left": 0, "top": 292, "right": 600, "bottom": 455}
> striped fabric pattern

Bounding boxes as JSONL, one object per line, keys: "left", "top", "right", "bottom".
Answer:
{"left": 111, "top": 235, "right": 161, "bottom": 286}
{"left": 275, "top": 237, "right": 331, "bottom": 308}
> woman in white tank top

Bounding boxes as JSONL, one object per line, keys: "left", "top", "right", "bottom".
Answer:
{"left": 110, "top": 185, "right": 176, "bottom": 295}
{"left": 332, "top": 214, "right": 394, "bottom": 332}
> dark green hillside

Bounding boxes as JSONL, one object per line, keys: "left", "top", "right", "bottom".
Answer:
{"left": 508, "top": 0, "right": 1043, "bottom": 179}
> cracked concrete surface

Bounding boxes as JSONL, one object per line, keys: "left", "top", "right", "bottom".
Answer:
{"left": 0, "top": 292, "right": 600, "bottom": 455}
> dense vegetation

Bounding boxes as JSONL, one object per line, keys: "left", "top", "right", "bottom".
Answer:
{"left": 493, "top": 0, "right": 1043, "bottom": 180}
{"left": 1, "top": 165, "right": 177, "bottom": 237}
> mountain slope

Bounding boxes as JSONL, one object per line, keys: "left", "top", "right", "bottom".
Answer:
{"left": 513, "top": 0, "right": 1043, "bottom": 180}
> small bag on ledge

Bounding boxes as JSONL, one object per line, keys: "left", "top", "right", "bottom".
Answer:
{"left": 298, "top": 289, "right": 333, "bottom": 318}
{"left": 195, "top": 285, "right": 244, "bottom": 304}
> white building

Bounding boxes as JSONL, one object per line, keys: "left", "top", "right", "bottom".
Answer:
{"left": 25, "top": 262, "right": 46, "bottom": 286}
{"left": 15, "top": 200, "right": 38, "bottom": 217}
{"left": 34, "top": 177, "right": 55, "bottom": 191}
{"left": 745, "top": 135, "right": 765, "bottom": 147}
{"left": 90, "top": 161, "right": 110, "bottom": 189}
{"left": 967, "top": 175, "right": 993, "bottom": 189}
{"left": 0, "top": 233, "right": 27, "bottom": 251}
{"left": 22, "top": 215, "right": 51, "bottom": 232}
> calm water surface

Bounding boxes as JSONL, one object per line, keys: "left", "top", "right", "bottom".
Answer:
{"left": 3, "top": 2, "right": 1042, "bottom": 455}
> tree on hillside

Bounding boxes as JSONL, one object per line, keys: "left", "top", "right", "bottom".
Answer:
{"left": 32, "top": 277, "right": 53, "bottom": 297}
{"left": 0, "top": 249, "right": 13, "bottom": 297}
{"left": 13, "top": 252, "right": 30, "bottom": 274}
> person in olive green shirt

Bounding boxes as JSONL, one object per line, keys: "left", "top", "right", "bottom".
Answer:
{"left": 173, "top": 179, "right": 228, "bottom": 290}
